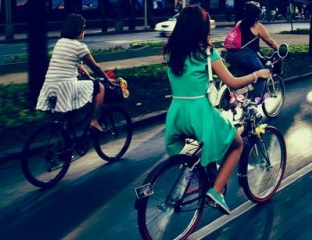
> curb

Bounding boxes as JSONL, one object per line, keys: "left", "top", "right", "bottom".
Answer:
{"left": 284, "top": 72, "right": 312, "bottom": 83}
{"left": 1, "top": 72, "right": 311, "bottom": 163}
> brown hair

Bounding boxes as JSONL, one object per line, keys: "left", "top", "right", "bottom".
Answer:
{"left": 60, "top": 13, "right": 86, "bottom": 39}
{"left": 163, "top": 5, "right": 213, "bottom": 76}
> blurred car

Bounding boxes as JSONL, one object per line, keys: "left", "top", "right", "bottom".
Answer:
{"left": 155, "top": 13, "right": 216, "bottom": 37}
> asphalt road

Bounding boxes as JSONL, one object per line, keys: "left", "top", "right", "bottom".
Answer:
{"left": 0, "top": 77, "right": 311, "bottom": 240}
{"left": 0, "top": 22, "right": 309, "bottom": 63}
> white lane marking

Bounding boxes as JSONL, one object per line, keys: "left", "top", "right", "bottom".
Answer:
{"left": 189, "top": 161, "right": 312, "bottom": 239}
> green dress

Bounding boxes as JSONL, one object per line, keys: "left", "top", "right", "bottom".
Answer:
{"left": 165, "top": 48, "right": 236, "bottom": 167}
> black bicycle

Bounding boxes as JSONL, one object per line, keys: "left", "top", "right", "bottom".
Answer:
{"left": 21, "top": 97, "right": 132, "bottom": 189}
{"left": 218, "top": 43, "right": 289, "bottom": 119}
{"left": 134, "top": 96, "right": 286, "bottom": 240}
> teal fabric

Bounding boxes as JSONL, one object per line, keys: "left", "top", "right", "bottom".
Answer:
{"left": 165, "top": 48, "right": 236, "bottom": 166}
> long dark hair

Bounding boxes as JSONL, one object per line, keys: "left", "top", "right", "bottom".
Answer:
{"left": 240, "top": 1, "right": 261, "bottom": 29}
{"left": 60, "top": 13, "right": 86, "bottom": 39}
{"left": 163, "top": 6, "right": 213, "bottom": 76}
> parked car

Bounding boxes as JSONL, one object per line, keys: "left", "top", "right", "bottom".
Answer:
{"left": 155, "top": 13, "right": 216, "bottom": 37}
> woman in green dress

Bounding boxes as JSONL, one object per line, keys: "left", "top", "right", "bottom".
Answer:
{"left": 163, "top": 5, "right": 270, "bottom": 215}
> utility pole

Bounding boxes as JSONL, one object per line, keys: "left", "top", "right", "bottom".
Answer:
{"left": 309, "top": 1, "right": 312, "bottom": 56}
{"left": 4, "top": 0, "right": 13, "bottom": 40}
{"left": 28, "top": 0, "right": 49, "bottom": 107}
{"left": 144, "top": 0, "right": 148, "bottom": 29}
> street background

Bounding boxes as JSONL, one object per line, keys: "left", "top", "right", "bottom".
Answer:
{"left": 0, "top": 21, "right": 312, "bottom": 239}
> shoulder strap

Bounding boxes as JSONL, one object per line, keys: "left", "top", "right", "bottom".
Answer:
{"left": 206, "top": 48, "right": 213, "bottom": 82}
{"left": 241, "top": 36, "right": 258, "bottom": 49}
{"left": 239, "top": 21, "right": 259, "bottom": 49}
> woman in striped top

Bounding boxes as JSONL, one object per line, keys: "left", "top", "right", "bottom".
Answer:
{"left": 36, "top": 13, "right": 115, "bottom": 132}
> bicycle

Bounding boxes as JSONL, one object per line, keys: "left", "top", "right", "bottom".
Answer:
{"left": 218, "top": 43, "right": 289, "bottom": 120}
{"left": 21, "top": 91, "right": 133, "bottom": 189}
{"left": 134, "top": 95, "right": 286, "bottom": 240}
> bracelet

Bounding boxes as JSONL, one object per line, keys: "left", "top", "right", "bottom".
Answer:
{"left": 252, "top": 72, "right": 258, "bottom": 83}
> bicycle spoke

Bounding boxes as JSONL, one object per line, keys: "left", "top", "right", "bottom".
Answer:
{"left": 244, "top": 128, "right": 286, "bottom": 202}
{"left": 21, "top": 123, "right": 71, "bottom": 188}
{"left": 263, "top": 75, "right": 285, "bottom": 118}
{"left": 94, "top": 106, "right": 132, "bottom": 161}
{"left": 138, "top": 156, "right": 205, "bottom": 240}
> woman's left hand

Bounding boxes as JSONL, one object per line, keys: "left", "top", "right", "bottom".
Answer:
{"left": 107, "top": 77, "right": 118, "bottom": 85}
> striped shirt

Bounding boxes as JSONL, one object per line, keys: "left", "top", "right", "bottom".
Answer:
{"left": 36, "top": 38, "right": 94, "bottom": 112}
{"left": 46, "top": 38, "right": 90, "bottom": 82}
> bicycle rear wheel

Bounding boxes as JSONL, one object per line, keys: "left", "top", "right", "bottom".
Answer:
{"left": 262, "top": 75, "right": 285, "bottom": 118}
{"left": 239, "top": 126, "right": 286, "bottom": 203}
{"left": 93, "top": 106, "right": 132, "bottom": 161}
{"left": 136, "top": 155, "right": 206, "bottom": 240}
{"left": 21, "top": 122, "right": 72, "bottom": 188}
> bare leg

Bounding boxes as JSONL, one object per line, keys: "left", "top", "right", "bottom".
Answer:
{"left": 206, "top": 132, "right": 243, "bottom": 214}
{"left": 213, "top": 132, "right": 243, "bottom": 194}
{"left": 90, "top": 82, "right": 105, "bottom": 131}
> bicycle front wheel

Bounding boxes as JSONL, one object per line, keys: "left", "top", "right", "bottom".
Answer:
{"left": 239, "top": 126, "right": 286, "bottom": 203}
{"left": 137, "top": 155, "right": 206, "bottom": 240}
{"left": 93, "top": 106, "right": 132, "bottom": 161}
{"left": 21, "top": 122, "right": 72, "bottom": 188}
{"left": 262, "top": 75, "right": 285, "bottom": 118}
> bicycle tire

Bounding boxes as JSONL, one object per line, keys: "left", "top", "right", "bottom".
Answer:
{"left": 239, "top": 126, "right": 286, "bottom": 203}
{"left": 21, "top": 122, "right": 72, "bottom": 188}
{"left": 93, "top": 106, "right": 132, "bottom": 161}
{"left": 262, "top": 75, "right": 285, "bottom": 118}
{"left": 137, "top": 155, "right": 206, "bottom": 240}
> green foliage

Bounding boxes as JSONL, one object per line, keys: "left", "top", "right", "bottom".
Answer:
{"left": 0, "top": 84, "right": 47, "bottom": 131}
{"left": 91, "top": 46, "right": 126, "bottom": 54}
{"left": 0, "top": 64, "right": 167, "bottom": 131}
{"left": 130, "top": 41, "right": 165, "bottom": 48}
{"left": 280, "top": 28, "right": 310, "bottom": 34}
{"left": 115, "top": 64, "right": 167, "bottom": 81}
{"left": 2, "top": 54, "right": 28, "bottom": 63}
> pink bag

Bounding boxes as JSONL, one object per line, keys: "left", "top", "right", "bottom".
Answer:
{"left": 224, "top": 25, "right": 242, "bottom": 50}
{"left": 224, "top": 24, "right": 258, "bottom": 50}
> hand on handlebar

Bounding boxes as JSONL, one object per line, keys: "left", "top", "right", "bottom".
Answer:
{"left": 107, "top": 77, "right": 118, "bottom": 85}
{"left": 255, "top": 69, "right": 271, "bottom": 80}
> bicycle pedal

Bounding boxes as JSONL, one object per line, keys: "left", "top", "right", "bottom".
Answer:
{"left": 205, "top": 197, "right": 217, "bottom": 208}
{"left": 48, "top": 161, "right": 65, "bottom": 172}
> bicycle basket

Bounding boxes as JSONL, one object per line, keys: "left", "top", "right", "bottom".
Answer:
{"left": 99, "top": 77, "right": 129, "bottom": 104}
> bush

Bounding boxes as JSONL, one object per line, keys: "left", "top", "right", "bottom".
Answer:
{"left": 0, "top": 64, "right": 171, "bottom": 150}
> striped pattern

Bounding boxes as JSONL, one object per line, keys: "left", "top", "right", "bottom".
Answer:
{"left": 36, "top": 38, "right": 94, "bottom": 112}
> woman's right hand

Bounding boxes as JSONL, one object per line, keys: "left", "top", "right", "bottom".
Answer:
{"left": 255, "top": 69, "right": 270, "bottom": 79}
{"left": 107, "top": 77, "right": 117, "bottom": 85}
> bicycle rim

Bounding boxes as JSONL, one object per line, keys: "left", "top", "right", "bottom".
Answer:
{"left": 242, "top": 127, "right": 286, "bottom": 203}
{"left": 262, "top": 75, "right": 285, "bottom": 118}
{"left": 21, "top": 123, "right": 72, "bottom": 188}
{"left": 137, "top": 155, "right": 205, "bottom": 240}
{"left": 94, "top": 106, "right": 132, "bottom": 161}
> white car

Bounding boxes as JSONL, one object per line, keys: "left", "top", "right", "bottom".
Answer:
{"left": 155, "top": 13, "right": 216, "bottom": 37}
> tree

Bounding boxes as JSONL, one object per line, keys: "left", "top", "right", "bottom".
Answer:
{"left": 98, "top": 0, "right": 108, "bottom": 32}
{"left": 27, "top": 0, "right": 48, "bottom": 108}
{"left": 309, "top": 1, "right": 312, "bottom": 56}
{"left": 128, "top": 0, "right": 137, "bottom": 30}
{"left": 234, "top": 0, "right": 245, "bottom": 22}
{"left": 64, "top": 0, "right": 82, "bottom": 14}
